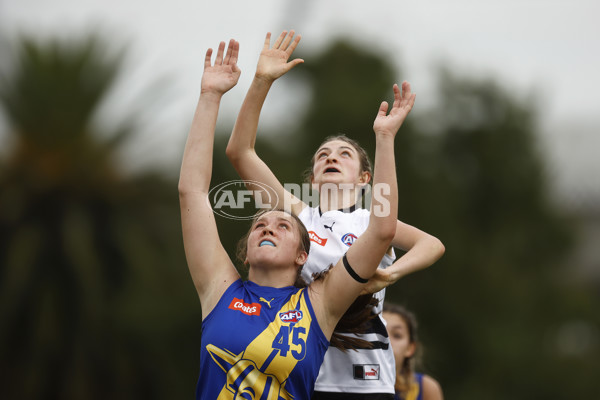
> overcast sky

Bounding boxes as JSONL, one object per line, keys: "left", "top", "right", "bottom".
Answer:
{"left": 1, "top": 0, "right": 598, "bottom": 202}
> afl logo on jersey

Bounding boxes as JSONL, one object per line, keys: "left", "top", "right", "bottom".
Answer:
{"left": 279, "top": 310, "right": 303, "bottom": 323}
{"left": 341, "top": 233, "right": 358, "bottom": 246}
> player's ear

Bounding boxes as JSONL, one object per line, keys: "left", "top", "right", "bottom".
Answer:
{"left": 405, "top": 342, "right": 416, "bottom": 358}
{"left": 296, "top": 251, "right": 307, "bottom": 266}
{"left": 359, "top": 170, "right": 371, "bottom": 184}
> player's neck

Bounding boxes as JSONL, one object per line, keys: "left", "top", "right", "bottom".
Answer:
{"left": 318, "top": 186, "right": 359, "bottom": 213}
{"left": 248, "top": 265, "right": 297, "bottom": 288}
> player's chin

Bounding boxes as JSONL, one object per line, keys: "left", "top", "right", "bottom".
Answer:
{"left": 319, "top": 173, "right": 344, "bottom": 182}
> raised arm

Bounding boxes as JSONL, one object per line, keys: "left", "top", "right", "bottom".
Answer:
{"left": 179, "top": 40, "right": 241, "bottom": 318}
{"left": 311, "top": 82, "right": 416, "bottom": 336}
{"left": 226, "top": 30, "right": 306, "bottom": 215}
{"left": 360, "top": 84, "right": 445, "bottom": 294}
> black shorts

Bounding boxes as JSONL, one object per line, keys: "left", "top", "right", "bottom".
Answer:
{"left": 312, "top": 392, "right": 394, "bottom": 400}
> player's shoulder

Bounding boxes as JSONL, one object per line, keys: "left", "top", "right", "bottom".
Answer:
{"left": 421, "top": 374, "right": 443, "bottom": 400}
{"left": 346, "top": 207, "right": 370, "bottom": 227}
{"left": 352, "top": 207, "right": 371, "bottom": 217}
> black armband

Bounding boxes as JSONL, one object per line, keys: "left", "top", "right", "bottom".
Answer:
{"left": 342, "top": 253, "right": 368, "bottom": 284}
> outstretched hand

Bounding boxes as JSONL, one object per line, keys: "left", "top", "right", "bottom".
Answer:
{"left": 360, "top": 268, "right": 394, "bottom": 295}
{"left": 373, "top": 81, "right": 416, "bottom": 137}
{"left": 255, "top": 30, "right": 304, "bottom": 82}
{"left": 201, "top": 39, "right": 241, "bottom": 95}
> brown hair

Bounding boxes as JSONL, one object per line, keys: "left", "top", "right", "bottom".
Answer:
{"left": 303, "top": 134, "right": 373, "bottom": 185}
{"left": 332, "top": 294, "right": 379, "bottom": 351}
{"left": 382, "top": 302, "right": 420, "bottom": 394}
{"left": 310, "top": 268, "right": 379, "bottom": 351}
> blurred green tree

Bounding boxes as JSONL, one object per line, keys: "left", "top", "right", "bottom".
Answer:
{"left": 2, "top": 32, "right": 597, "bottom": 400}
{"left": 0, "top": 36, "right": 198, "bottom": 399}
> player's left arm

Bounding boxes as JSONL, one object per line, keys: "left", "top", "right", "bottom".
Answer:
{"left": 361, "top": 220, "right": 445, "bottom": 294}
{"left": 310, "top": 83, "right": 412, "bottom": 337}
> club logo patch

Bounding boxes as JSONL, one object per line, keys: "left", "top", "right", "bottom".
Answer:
{"left": 279, "top": 310, "right": 303, "bottom": 323}
{"left": 308, "top": 231, "right": 328, "bottom": 246}
{"left": 228, "top": 298, "right": 261, "bottom": 316}
{"left": 353, "top": 364, "right": 380, "bottom": 380}
{"left": 341, "top": 233, "right": 358, "bottom": 246}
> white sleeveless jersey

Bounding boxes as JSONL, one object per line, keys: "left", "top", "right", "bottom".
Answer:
{"left": 298, "top": 205, "right": 396, "bottom": 394}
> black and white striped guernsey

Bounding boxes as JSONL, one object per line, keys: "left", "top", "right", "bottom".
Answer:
{"left": 298, "top": 205, "right": 396, "bottom": 395}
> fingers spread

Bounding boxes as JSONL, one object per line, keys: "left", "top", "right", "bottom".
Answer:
{"left": 408, "top": 93, "right": 416, "bottom": 109}
{"left": 402, "top": 81, "right": 411, "bottom": 95}
{"left": 290, "top": 58, "right": 305, "bottom": 68}
{"left": 287, "top": 34, "right": 302, "bottom": 55}
{"left": 204, "top": 48, "right": 213, "bottom": 68}
{"left": 215, "top": 41, "right": 226, "bottom": 65}
{"left": 392, "top": 83, "right": 402, "bottom": 108}
{"left": 391, "top": 81, "right": 415, "bottom": 110}
{"left": 224, "top": 39, "right": 235, "bottom": 64}
{"left": 273, "top": 30, "right": 287, "bottom": 49}
{"left": 378, "top": 101, "right": 389, "bottom": 116}
{"left": 400, "top": 81, "right": 415, "bottom": 109}
{"left": 263, "top": 32, "right": 272, "bottom": 50}
{"left": 230, "top": 40, "right": 239, "bottom": 66}
{"left": 401, "top": 82, "right": 412, "bottom": 101}
{"left": 281, "top": 30, "right": 294, "bottom": 50}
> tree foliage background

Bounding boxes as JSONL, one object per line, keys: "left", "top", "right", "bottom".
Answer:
{"left": 1, "top": 33, "right": 598, "bottom": 399}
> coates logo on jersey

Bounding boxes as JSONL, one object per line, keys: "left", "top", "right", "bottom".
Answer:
{"left": 279, "top": 310, "right": 303, "bottom": 323}
{"left": 308, "top": 231, "right": 328, "bottom": 246}
{"left": 228, "top": 298, "right": 261, "bottom": 316}
{"left": 341, "top": 233, "right": 358, "bottom": 246}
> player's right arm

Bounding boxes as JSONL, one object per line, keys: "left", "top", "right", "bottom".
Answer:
{"left": 226, "top": 30, "right": 306, "bottom": 215}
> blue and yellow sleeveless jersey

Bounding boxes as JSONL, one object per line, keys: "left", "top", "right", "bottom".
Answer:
{"left": 196, "top": 279, "right": 329, "bottom": 399}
